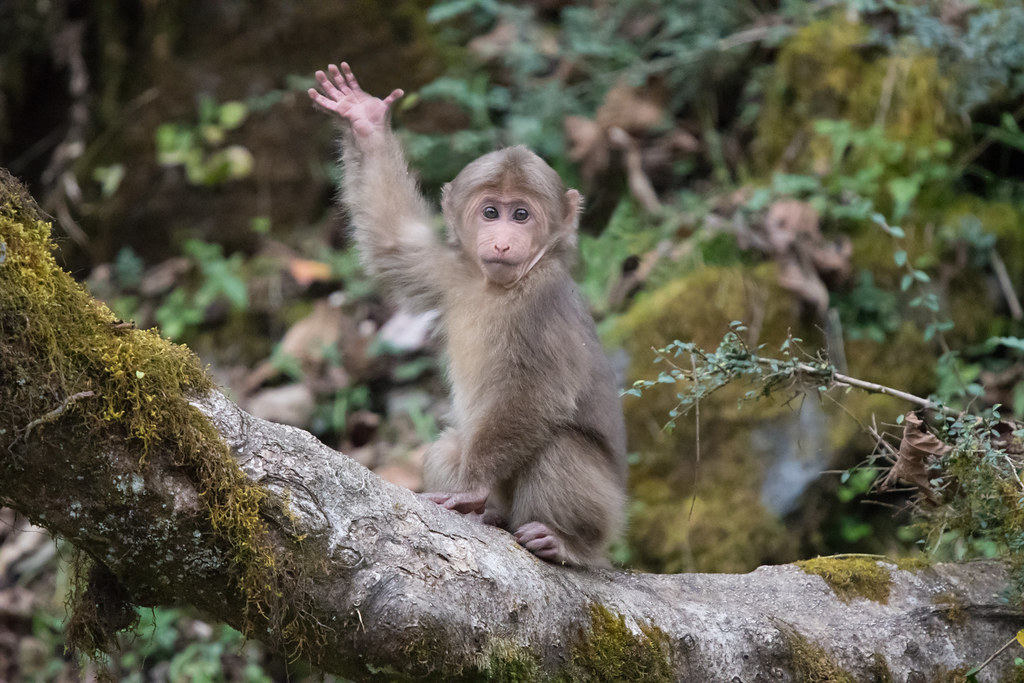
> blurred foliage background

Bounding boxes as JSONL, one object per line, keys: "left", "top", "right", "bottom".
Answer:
{"left": 3, "top": 0, "right": 1024, "bottom": 679}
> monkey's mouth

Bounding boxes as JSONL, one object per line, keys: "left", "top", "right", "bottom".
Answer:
{"left": 482, "top": 257, "right": 519, "bottom": 267}
{"left": 479, "top": 258, "right": 525, "bottom": 286}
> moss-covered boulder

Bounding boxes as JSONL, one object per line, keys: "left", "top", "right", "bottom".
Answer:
{"left": 614, "top": 257, "right": 942, "bottom": 572}
{"left": 755, "top": 16, "right": 955, "bottom": 176}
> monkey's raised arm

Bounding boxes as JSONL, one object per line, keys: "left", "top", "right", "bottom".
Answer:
{"left": 309, "top": 63, "right": 449, "bottom": 311}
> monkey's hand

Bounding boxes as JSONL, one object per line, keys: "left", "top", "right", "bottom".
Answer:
{"left": 421, "top": 487, "right": 489, "bottom": 515}
{"left": 308, "top": 62, "right": 403, "bottom": 139}
{"left": 514, "top": 522, "right": 567, "bottom": 563}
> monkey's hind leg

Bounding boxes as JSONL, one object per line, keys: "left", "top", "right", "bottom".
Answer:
{"left": 421, "top": 428, "right": 462, "bottom": 492}
{"left": 509, "top": 434, "right": 625, "bottom": 567}
{"left": 421, "top": 429, "right": 506, "bottom": 524}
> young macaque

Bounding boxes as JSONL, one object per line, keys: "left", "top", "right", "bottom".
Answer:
{"left": 309, "top": 63, "right": 626, "bottom": 566}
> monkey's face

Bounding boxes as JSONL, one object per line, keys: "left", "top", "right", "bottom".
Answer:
{"left": 465, "top": 194, "right": 550, "bottom": 287}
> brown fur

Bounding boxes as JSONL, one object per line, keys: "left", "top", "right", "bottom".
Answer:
{"left": 311, "top": 64, "right": 626, "bottom": 565}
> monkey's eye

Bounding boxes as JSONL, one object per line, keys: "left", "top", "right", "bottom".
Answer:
{"left": 512, "top": 208, "right": 530, "bottom": 222}
{"left": 482, "top": 206, "right": 499, "bottom": 220}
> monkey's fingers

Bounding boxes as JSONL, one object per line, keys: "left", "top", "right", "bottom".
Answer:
{"left": 445, "top": 497, "right": 486, "bottom": 514}
{"left": 338, "top": 62, "right": 363, "bottom": 94}
{"left": 314, "top": 69, "right": 345, "bottom": 101}
{"left": 381, "top": 88, "right": 405, "bottom": 110}
{"left": 514, "top": 522, "right": 565, "bottom": 561}
{"left": 307, "top": 87, "right": 334, "bottom": 110}
{"left": 420, "top": 492, "right": 452, "bottom": 505}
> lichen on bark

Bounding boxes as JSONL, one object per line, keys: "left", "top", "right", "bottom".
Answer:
{"left": 0, "top": 169, "right": 308, "bottom": 659}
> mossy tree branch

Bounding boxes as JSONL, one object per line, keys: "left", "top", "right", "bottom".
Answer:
{"left": 2, "top": 169, "right": 1023, "bottom": 680}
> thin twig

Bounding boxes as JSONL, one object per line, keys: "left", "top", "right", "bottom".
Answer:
{"left": 965, "top": 633, "right": 1019, "bottom": 679}
{"left": 1003, "top": 455, "right": 1024, "bottom": 493}
{"left": 688, "top": 353, "right": 701, "bottom": 521}
{"left": 23, "top": 391, "right": 96, "bottom": 443}
{"left": 990, "top": 249, "right": 1023, "bottom": 321}
{"left": 789, "top": 360, "right": 960, "bottom": 417}
{"left": 955, "top": 101, "right": 1024, "bottom": 173}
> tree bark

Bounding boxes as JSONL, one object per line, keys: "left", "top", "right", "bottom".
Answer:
{"left": 1, "top": 170, "right": 1022, "bottom": 681}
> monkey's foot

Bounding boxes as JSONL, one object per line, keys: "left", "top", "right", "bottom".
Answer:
{"left": 420, "top": 487, "right": 489, "bottom": 515}
{"left": 468, "top": 509, "right": 505, "bottom": 527}
{"left": 513, "top": 521, "right": 567, "bottom": 563}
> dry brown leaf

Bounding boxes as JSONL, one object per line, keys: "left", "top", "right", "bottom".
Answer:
{"left": 279, "top": 300, "right": 346, "bottom": 360}
{"left": 243, "top": 383, "right": 316, "bottom": 427}
{"left": 764, "top": 200, "right": 820, "bottom": 253}
{"left": 595, "top": 83, "right": 666, "bottom": 133}
{"left": 467, "top": 20, "right": 519, "bottom": 61}
{"left": 564, "top": 115, "right": 609, "bottom": 184}
{"left": 607, "top": 242, "right": 669, "bottom": 310}
{"left": 777, "top": 256, "right": 830, "bottom": 315}
{"left": 374, "top": 462, "right": 422, "bottom": 492}
{"left": 608, "top": 127, "right": 662, "bottom": 214}
{"left": 240, "top": 300, "right": 358, "bottom": 394}
{"left": 288, "top": 257, "right": 333, "bottom": 287}
{"left": 138, "top": 257, "right": 190, "bottom": 297}
{"left": 565, "top": 82, "right": 669, "bottom": 189}
{"left": 374, "top": 444, "right": 427, "bottom": 492}
{"left": 883, "top": 413, "right": 950, "bottom": 501}
{"left": 811, "top": 235, "right": 853, "bottom": 283}
{"left": 991, "top": 420, "right": 1024, "bottom": 456}
{"left": 755, "top": 200, "right": 853, "bottom": 314}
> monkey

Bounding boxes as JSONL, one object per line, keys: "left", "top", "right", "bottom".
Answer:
{"left": 309, "top": 63, "right": 626, "bottom": 566}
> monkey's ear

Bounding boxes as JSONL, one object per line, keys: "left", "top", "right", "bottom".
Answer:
{"left": 441, "top": 182, "right": 453, "bottom": 214}
{"left": 560, "top": 189, "right": 583, "bottom": 243}
{"left": 441, "top": 182, "right": 461, "bottom": 246}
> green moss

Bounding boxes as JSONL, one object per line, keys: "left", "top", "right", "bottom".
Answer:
{"left": 0, "top": 172, "right": 307, "bottom": 655}
{"left": 559, "top": 605, "right": 672, "bottom": 682}
{"left": 796, "top": 555, "right": 892, "bottom": 604}
{"left": 893, "top": 556, "right": 931, "bottom": 573}
{"left": 479, "top": 641, "right": 540, "bottom": 682}
{"left": 932, "top": 591, "right": 967, "bottom": 625}
{"left": 755, "top": 17, "right": 954, "bottom": 173}
{"left": 614, "top": 265, "right": 813, "bottom": 573}
{"left": 629, "top": 476, "right": 797, "bottom": 574}
{"left": 843, "top": 324, "right": 939, "bottom": 400}
{"left": 778, "top": 624, "right": 857, "bottom": 683}
{"left": 870, "top": 653, "right": 895, "bottom": 683}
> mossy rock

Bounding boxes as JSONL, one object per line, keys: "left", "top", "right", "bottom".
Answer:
{"left": 615, "top": 260, "right": 951, "bottom": 572}
{"left": 615, "top": 265, "right": 814, "bottom": 572}
{"left": 796, "top": 555, "right": 893, "bottom": 603}
{"left": 755, "top": 16, "right": 955, "bottom": 176}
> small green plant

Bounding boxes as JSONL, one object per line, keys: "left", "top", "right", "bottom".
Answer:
{"left": 154, "top": 238, "right": 248, "bottom": 340}
{"left": 745, "top": 121, "right": 953, "bottom": 226}
{"left": 313, "top": 385, "right": 371, "bottom": 437}
{"left": 156, "top": 96, "right": 254, "bottom": 186}
{"left": 630, "top": 315, "right": 1024, "bottom": 589}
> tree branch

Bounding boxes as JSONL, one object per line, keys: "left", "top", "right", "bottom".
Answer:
{"left": 2, "top": 168, "right": 1022, "bottom": 680}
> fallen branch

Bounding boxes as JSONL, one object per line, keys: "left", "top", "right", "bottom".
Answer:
{"left": 2, "top": 169, "right": 1022, "bottom": 680}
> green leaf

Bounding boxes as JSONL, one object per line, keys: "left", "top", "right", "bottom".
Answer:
{"left": 991, "top": 336, "right": 1024, "bottom": 353}
{"left": 893, "top": 250, "right": 908, "bottom": 266}
{"left": 887, "top": 176, "right": 920, "bottom": 218}
{"left": 92, "top": 164, "right": 125, "bottom": 198}
{"left": 217, "top": 101, "right": 248, "bottom": 130}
